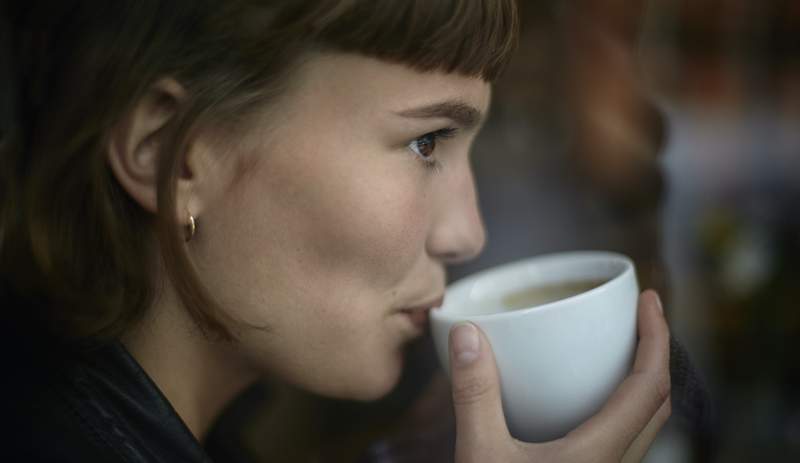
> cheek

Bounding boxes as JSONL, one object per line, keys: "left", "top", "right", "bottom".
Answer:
{"left": 262, "top": 146, "right": 431, "bottom": 289}
{"left": 191, "top": 143, "right": 430, "bottom": 399}
{"left": 310, "top": 177, "right": 428, "bottom": 283}
{"left": 193, "top": 151, "right": 430, "bottom": 329}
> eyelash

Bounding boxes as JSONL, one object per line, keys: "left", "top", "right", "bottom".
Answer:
{"left": 407, "top": 127, "right": 458, "bottom": 172}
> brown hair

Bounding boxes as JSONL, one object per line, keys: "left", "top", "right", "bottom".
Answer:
{"left": 0, "top": 0, "right": 518, "bottom": 342}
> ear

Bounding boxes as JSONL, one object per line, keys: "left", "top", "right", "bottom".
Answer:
{"left": 108, "top": 78, "right": 228, "bottom": 232}
{"left": 107, "top": 78, "right": 186, "bottom": 215}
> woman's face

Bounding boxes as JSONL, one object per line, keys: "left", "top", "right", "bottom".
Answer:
{"left": 193, "top": 53, "right": 489, "bottom": 400}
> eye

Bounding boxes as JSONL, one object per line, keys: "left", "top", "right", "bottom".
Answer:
{"left": 408, "top": 133, "right": 437, "bottom": 159}
{"left": 407, "top": 128, "right": 457, "bottom": 168}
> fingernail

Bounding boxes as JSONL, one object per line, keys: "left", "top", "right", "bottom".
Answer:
{"left": 653, "top": 292, "right": 663, "bottom": 314}
{"left": 451, "top": 323, "right": 480, "bottom": 366}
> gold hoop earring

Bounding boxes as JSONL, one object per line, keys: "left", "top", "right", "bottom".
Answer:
{"left": 185, "top": 214, "right": 197, "bottom": 242}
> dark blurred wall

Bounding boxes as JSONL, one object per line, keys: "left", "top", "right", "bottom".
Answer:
{"left": 643, "top": 0, "right": 800, "bottom": 461}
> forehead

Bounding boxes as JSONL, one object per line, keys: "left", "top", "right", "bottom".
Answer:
{"left": 279, "top": 52, "right": 492, "bottom": 121}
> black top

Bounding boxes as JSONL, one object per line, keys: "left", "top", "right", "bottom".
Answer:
{"left": 9, "top": 340, "right": 214, "bottom": 462}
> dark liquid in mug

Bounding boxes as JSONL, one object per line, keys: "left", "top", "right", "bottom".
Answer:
{"left": 501, "top": 279, "right": 607, "bottom": 311}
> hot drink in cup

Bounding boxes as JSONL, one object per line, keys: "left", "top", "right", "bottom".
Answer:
{"left": 430, "top": 251, "right": 639, "bottom": 442}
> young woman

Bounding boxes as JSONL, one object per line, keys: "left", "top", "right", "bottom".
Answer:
{"left": 1, "top": 1, "right": 671, "bottom": 461}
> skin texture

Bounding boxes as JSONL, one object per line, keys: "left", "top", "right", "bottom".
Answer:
{"left": 111, "top": 53, "right": 489, "bottom": 438}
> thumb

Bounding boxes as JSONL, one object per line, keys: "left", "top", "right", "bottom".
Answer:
{"left": 449, "top": 323, "right": 511, "bottom": 457}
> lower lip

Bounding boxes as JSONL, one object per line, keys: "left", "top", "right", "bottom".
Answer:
{"left": 400, "top": 309, "right": 430, "bottom": 330}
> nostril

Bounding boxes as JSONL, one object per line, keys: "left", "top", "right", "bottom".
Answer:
{"left": 440, "top": 252, "right": 463, "bottom": 264}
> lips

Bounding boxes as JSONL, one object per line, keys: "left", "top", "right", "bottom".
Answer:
{"left": 398, "top": 295, "right": 444, "bottom": 328}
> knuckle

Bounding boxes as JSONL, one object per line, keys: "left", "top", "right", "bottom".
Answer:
{"left": 654, "top": 371, "right": 672, "bottom": 404}
{"left": 452, "top": 374, "right": 494, "bottom": 406}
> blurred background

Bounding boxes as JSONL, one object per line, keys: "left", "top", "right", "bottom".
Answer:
{"left": 450, "top": 0, "right": 800, "bottom": 461}
{"left": 227, "top": 2, "right": 799, "bottom": 462}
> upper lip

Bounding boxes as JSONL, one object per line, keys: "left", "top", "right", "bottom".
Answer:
{"left": 399, "top": 295, "right": 445, "bottom": 312}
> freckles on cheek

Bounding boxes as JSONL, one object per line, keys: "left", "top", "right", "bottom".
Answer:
{"left": 364, "top": 201, "right": 426, "bottom": 278}
{"left": 322, "top": 188, "right": 427, "bottom": 283}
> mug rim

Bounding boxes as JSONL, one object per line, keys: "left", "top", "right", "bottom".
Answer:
{"left": 430, "top": 250, "right": 635, "bottom": 323}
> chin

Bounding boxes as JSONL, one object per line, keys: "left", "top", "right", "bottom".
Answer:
{"left": 338, "top": 355, "right": 405, "bottom": 402}
{"left": 349, "top": 371, "right": 401, "bottom": 402}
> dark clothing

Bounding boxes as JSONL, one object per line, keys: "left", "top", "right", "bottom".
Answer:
{"left": 9, "top": 341, "right": 213, "bottom": 462}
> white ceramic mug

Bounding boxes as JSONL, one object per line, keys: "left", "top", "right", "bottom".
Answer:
{"left": 430, "top": 251, "right": 639, "bottom": 442}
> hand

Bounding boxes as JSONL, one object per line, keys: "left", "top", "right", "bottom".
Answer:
{"left": 448, "top": 290, "right": 671, "bottom": 463}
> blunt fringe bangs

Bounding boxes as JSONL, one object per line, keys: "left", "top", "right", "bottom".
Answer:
{"left": 310, "top": 0, "right": 519, "bottom": 81}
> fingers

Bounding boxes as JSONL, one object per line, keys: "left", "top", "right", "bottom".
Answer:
{"left": 621, "top": 397, "right": 672, "bottom": 463}
{"left": 565, "top": 290, "right": 671, "bottom": 459}
{"left": 449, "top": 322, "right": 512, "bottom": 460}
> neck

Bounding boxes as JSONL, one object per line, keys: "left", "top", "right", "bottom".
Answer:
{"left": 122, "top": 286, "right": 258, "bottom": 441}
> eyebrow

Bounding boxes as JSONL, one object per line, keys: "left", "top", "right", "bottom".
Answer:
{"left": 394, "top": 100, "right": 484, "bottom": 130}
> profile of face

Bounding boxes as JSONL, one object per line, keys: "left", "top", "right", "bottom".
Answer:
{"left": 188, "top": 53, "right": 490, "bottom": 400}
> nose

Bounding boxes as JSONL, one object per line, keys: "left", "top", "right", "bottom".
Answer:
{"left": 426, "top": 159, "right": 487, "bottom": 265}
